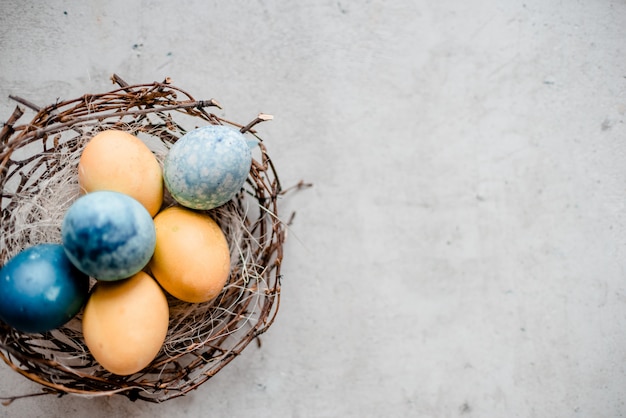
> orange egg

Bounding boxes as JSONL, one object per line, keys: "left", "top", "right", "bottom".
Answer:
{"left": 82, "top": 271, "right": 169, "bottom": 376}
{"left": 78, "top": 129, "right": 163, "bottom": 217}
{"left": 148, "top": 206, "right": 230, "bottom": 303}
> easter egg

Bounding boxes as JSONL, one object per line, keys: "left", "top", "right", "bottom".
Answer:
{"left": 61, "top": 191, "right": 156, "bottom": 281}
{"left": 0, "top": 244, "right": 89, "bottom": 333}
{"left": 148, "top": 206, "right": 230, "bottom": 303}
{"left": 163, "top": 125, "right": 252, "bottom": 210}
{"left": 78, "top": 129, "right": 163, "bottom": 217}
{"left": 82, "top": 271, "right": 169, "bottom": 375}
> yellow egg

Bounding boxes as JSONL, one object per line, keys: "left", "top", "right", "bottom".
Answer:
{"left": 82, "top": 271, "right": 169, "bottom": 376}
{"left": 78, "top": 129, "right": 163, "bottom": 217}
{"left": 149, "top": 206, "right": 230, "bottom": 303}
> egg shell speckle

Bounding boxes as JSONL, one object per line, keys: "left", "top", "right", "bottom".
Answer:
{"left": 163, "top": 125, "right": 252, "bottom": 210}
{"left": 61, "top": 191, "right": 156, "bottom": 281}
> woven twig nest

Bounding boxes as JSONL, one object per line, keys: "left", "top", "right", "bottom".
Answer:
{"left": 0, "top": 75, "right": 299, "bottom": 403}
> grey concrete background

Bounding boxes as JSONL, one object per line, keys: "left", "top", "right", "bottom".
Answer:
{"left": 1, "top": 0, "right": 626, "bottom": 417}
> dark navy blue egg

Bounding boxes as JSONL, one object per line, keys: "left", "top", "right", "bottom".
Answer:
{"left": 0, "top": 243, "right": 89, "bottom": 333}
{"left": 61, "top": 191, "right": 156, "bottom": 281}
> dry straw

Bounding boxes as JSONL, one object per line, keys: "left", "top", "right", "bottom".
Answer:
{"left": 0, "top": 75, "right": 307, "bottom": 404}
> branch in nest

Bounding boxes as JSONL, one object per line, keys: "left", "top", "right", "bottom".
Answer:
{"left": 0, "top": 106, "right": 25, "bottom": 144}
{"left": 8, "top": 95, "right": 41, "bottom": 112}
{"left": 240, "top": 113, "right": 273, "bottom": 134}
{"left": 279, "top": 180, "right": 313, "bottom": 196}
{"left": 110, "top": 74, "right": 130, "bottom": 89}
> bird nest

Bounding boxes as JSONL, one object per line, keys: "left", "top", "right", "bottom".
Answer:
{"left": 0, "top": 75, "right": 304, "bottom": 403}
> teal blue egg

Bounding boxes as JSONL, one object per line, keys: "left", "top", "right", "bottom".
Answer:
{"left": 163, "top": 125, "right": 252, "bottom": 210}
{"left": 0, "top": 243, "right": 89, "bottom": 333}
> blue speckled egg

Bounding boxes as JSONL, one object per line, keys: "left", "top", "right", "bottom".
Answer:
{"left": 163, "top": 125, "right": 252, "bottom": 210}
{"left": 61, "top": 191, "right": 156, "bottom": 281}
{"left": 0, "top": 243, "right": 89, "bottom": 333}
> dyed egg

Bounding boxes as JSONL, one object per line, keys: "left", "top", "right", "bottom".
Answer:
{"left": 61, "top": 191, "right": 156, "bottom": 281}
{"left": 82, "top": 271, "right": 169, "bottom": 375}
{"left": 78, "top": 129, "right": 163, "bottom": 217}
{"left": 163, "top": 125, "right": 252, "bottom": 210}
{"left": 0, "top": 244, "right": 89, "bottom": 333}
{"left": 148, "top": 206, "right": 230, "bottom": 303}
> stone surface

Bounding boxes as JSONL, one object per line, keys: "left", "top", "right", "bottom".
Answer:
{"left": 1, "top": 0, "right": 626, "bottom": 416}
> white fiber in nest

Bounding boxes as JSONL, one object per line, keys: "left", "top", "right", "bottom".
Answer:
{"left": 2, "top": 146, "right": 81, "bottom": 258}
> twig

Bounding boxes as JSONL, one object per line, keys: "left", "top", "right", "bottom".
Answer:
{"left": 8, "top": 95, "right": 40, "bottom": 112}
{"left": 1, "top": 389, "right": 56, "bottom": 406}
{"left": 7, "top": 99, "right": 223, "bottom": 142}
{"left": 0, "top": 106, "right": 24, "bottom": 144}
{"left": 240, "top": 113, "right": 273, "bottom": 134}
{"left": 110, "top": 73, "right": 130, "bottom": 89}
{"left": 279, "top": 179, "right": 313, "bottom": 195}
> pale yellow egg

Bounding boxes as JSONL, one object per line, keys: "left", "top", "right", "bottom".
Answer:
{"left": 82, "top": 271, "right": 169, "bottom": 376}
{"left": 78, "top": 129, "right": 163, "bottom": 217}
{"left": 148, "top": 206, "right": 230, "bottom": 303}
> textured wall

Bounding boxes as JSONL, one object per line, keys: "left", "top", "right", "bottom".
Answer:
{"left": 1, "top": 1, "right": 626, "bottom": 416}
